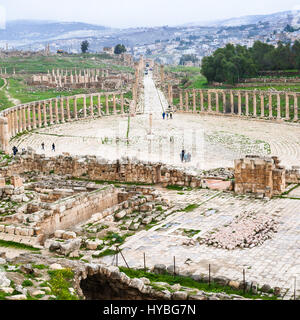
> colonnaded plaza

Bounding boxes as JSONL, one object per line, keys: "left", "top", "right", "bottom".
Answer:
{"left": 0, "top": 53, "right": 299, "bottom": 301}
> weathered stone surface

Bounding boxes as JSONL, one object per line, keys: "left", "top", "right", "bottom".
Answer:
{"left": 5, "top": 294, "right": 27, "bottom": 300}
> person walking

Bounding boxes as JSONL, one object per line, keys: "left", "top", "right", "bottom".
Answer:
{"left": 41, "top": 142, "right": 45, "bottom": 150}
{"left": 187, "top": 152, "right": 191, "bottom": 162}
{"left": 162, "top": 112, "right": 166, "bottom": 120}
{"left": 52, "top": 143, "right": 55, "bottom": 152}
{"left": 170, "top": 112, "right": 173, "bottom": 119}
{"left": 184, "top": 153, "right": 188, "bottom": 162}
{"left": 180, "top": 149, "right": 185, "bottom": 162}
{"left": 12, "top": 146, "right": 18, "bottom": 156}
{"left": 166, "top": 112, "right": 169, "bottom": 119}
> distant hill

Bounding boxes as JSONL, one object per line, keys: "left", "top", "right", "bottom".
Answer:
{"left": 0, "top": 20, "right": 110, "bottom": 42}
{"left": 183, "top": 10, "right": 300, "bottom": 27}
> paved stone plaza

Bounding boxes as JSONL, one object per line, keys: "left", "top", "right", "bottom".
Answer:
{"left": 102, "top": 187, "right": 300, "bottom": 299}
{"left": 13, "top": 74, "right": 300, "bottom": 170}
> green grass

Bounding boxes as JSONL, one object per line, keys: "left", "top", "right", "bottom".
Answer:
{"left": 166, "top": 185, "right": 192, "bottom": 191}
{"left": 119, "top": 268, "right": 277, "bottom": 300}
{"left": 32, "top": 264, "right": 49, "bottom": 270}
{"left": 47, "top": 268, "right": 78, "bottom": 300}
{"left": 92, "top": 249, "right": 118, "bottom": 258}
{"left": 182, "top": 204, "right": 200, "bottom": 212}
{"left": 22, "top": 280, "right": 33, "bottom": 287}
{"left": 0, "top": 54, "right": 134, "bottom": 74}
{"left": 0, "top": 239, "right": 40, "bottom": 252}
{"left": 72, "top": 177, "right": 154, "bottom": 187}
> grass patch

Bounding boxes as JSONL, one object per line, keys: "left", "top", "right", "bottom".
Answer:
{"left": 22, "top": 280, "right": 33, "bottom": 287}
{"left": 92, "top": 249, "right": 118, "bottom": 258}
{"left": 0, "top": 240, "right": 40, "bottom": 252}
{"left": 47, "top": 268, "right": 78, "bottom": 300}
{"left": 166, "top": 185, "right": 192, "bottom": 191}
{"left": 182, "top": 204, "right": 200, "bottom": 212}
{"left": 119, "top": 268, "right": 277, "bottom": 300}
{"left": 72, "top": 177, "right": 154, "bottom": 187}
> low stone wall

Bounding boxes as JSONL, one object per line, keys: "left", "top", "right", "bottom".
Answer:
{"left": 0, "top": 185, "right": 118, "bottom": 239}
{"left": 0, "top": 151, "right": 233, "bottom": 191}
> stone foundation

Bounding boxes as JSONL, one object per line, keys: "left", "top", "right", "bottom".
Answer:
{"left": 234, "top": 156, "right": 286, "bottom": 198}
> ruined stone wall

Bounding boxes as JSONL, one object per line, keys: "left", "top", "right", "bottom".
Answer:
{"left": 234, "top": 156, "right": 286, "bottom": 198}
{"left": 35, "top": 186, "right": 119, "bottom": 236}
{"left": 0, "top": 152, "right": 232, "bottom": 191}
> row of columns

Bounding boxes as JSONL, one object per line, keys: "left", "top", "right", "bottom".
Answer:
{"left": 50, "top": 69, "right": 110, "bottom": 78}
{"left": 2, "top": 92, "right": 128, "bottom": 141}
{"left": 34, "top": 74, "right": 127, "bottom": 87}
{"left": 175, "top": 89, "right": 299, "bottom": 121}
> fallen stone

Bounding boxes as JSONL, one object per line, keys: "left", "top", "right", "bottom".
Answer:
{"left": 49, "top": 263, "right": 63, "bottom": 270}
{"left": 5, "top": 294, "right": 27, "bottom": 300}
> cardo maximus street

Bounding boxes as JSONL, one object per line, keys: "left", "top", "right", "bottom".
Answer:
{"left": 10, "top": 72, "right": 300, "bottom": 170}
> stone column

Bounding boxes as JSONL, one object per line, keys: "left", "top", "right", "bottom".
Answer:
{"left": 8, "top": 111, "right": 14, "bottom": 136}
{"left": 74, "top": 97, "right": 78, "bottom": 120}
{"left": 215, "top": 91, "right": 219, "bottom": 113}
{"left": 83, "top": 95, "right": 87, "bottom": 118}
{"left": 121, "top": 93, "right": 124, "bottom": 115}
{"left": 269, "top": 93, "right": 273, "bottom": 118}
{"left": 208, "top": 91, "right": 212, "bottom": 111}
{"left": 49, "top": 100, "right": 54, "bottom": 125}
{"left": 106, "top": 94, "right": 109, "bottom": 115}
{"left": 222, "top": 91, "right": 226, "bottom": 113}
{"left": 55, "top": 99, "right": 59, "bottom": 123}
{"left": 60, "top": 98, "right": 65, "bottom": 123}
{"left": 179, "top": 91, "right": 183, "bottom": 110}
{"left": 32, "top": 104, "right": 37, "bottom": 129}
{"left": 193, "top": 90, "right": 196, "bottom": 113}
{"left": 6, "top": 112, "right": 12, "bottom": 137}
{"left": 14, "top": 110, "right": 19, "bottom": 134}
{"left": 285, "top": 93, "right": 290, "bottom": 120}
{"left": 66, "top": 97, "right": 71, "bottom": 121}
{"left": 38, "top": 102, "right": 42, "bottom": 127}
{"left": 0, "top": 117, "right": 9, "bottom": 154}
{"left": 237, "top": 91, "right": 241, "bottom": 116}
{"left": 200, "top": 91, "right": 204, "bottom": 112}
{"left": 22, "top": 107, "right": 27, "bottom": 130}
{"left": 260, "top": 94, "right": 264, "bottom": 117}
{"left": 97, "top": 94, "right": 102, "bottom": 116}
{"left": 253, "top": 92, "right": 257, "bottom": 117}
{"left": 230, "top": 91, "right": 234, "bottom": 114}
{"left": 43, "top": 102, "right": 47, "bottom": 126}
{"left": 245, "top": 92, "right": 249, "bottom": 116}
{"left": 185, "top": 91, "right": 189, "bottom": 112}
{"left": 18, "top": 108, "right": 23, "bottom": 133}
{"left": 27, "top": 106, "right": 31, "bottom": 131}
{"left": 90, "top": 95, "right": 94, "bottom": 117}
{"left": 294, "top": 94, "right": 298, "bottom": 121}
{"left": 277, "top": 94, "right": 281, "bottom": 120}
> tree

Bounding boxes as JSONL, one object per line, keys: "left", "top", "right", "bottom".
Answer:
{"left": 81, "top": 40, "right": 89, "bottom": 54}
{"left": 114, "top": 44, "right": 126, "bottom": 55}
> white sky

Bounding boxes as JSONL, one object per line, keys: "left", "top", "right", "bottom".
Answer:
{"left": 0, "top": 0, "right": 300, "bottom": 28}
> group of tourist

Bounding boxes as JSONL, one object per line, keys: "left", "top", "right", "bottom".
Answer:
{"left": 180, "top": 149, "right": 192, "bottom": 163}
{"left": 162, "top": 105, "right": 174, "bottom": 120}
{"left": 42, "top": 142, "right": 56, "bottom": 152}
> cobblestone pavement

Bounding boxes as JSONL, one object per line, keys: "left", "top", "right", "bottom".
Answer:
{"left": 102, "top": 188, "right": 299, "bottom": 299}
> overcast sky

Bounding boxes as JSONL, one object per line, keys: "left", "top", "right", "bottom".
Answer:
{"left": 0, "top": 0, "right": 300, "bottom": 28}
